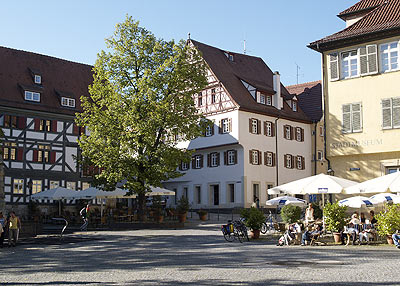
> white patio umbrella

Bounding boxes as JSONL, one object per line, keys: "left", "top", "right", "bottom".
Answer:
{"left": 369, "top": 193, "right": 400, "bottom": 205}
{"left": 268, "top": 173, "right": 357, "bottom": 196}
{"left": 338, "top": 196, "right": 378, "bottom": 209}
{"left": 31, "top": 187, "right": 77, "bottom": 216}
{"left": 266, "top": 196, "right": 307, "bottom": 207}
{"left": 114, "top": 186, "right": 175, "bottom": 198}
{"left": 344, "top": 171, "right": 400, "bottom": 194}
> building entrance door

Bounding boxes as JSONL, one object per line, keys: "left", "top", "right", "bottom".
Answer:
{"left": 212, "top": 185, "right": 219, "bottom": 206}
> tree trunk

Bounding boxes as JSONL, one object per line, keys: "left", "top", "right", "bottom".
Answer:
{"left": 137, "top": 192, "right": 146, "bottom": 221}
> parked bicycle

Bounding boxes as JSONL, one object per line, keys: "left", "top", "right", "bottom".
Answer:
{"left": 261, "top": 211, "right": 277, "bottom": 234}
{"left": 221, "top": 218, "right": 249, "bottom": 243}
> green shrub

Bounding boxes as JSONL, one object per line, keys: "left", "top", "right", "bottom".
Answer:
{"left": 375, "top": 204, "right": 400, "bottom": 236}
{"left": 281, "top": 205, "right": 302, "bottom": 224}
{"left": 176, "top": 196, "right": 190, "bottom": 214}
{"left": 323, "top": 202, "right": 347, "bottom": 232}
{"left": 240, "top": 207, "right": 265, "bottom": 231}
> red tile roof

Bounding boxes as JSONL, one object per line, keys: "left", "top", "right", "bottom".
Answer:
{"left": 338, "top": 0, "right": 385, "bottom": 18}
{"left": 309, "top": 0, "right": 400, "bottom": 51}
{"left": 0, "top": 46, "right": 93, "bottom": 116}
{"left": 286, "top": 81, "right": 322, "bottom": 122}
{"left": 190, "top": 40, "right": 311, "bottom": 123}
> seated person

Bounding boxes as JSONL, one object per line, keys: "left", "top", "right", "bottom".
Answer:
{"left": 342, "top": 221, "right": 359, "bottom": 245}
{"left": 350, "top": 213, "right": 361, "bottom": 225}
{"left": 359, "top": 223, "right": 375, "bottom": 244}
{"left": 369, "top": 210, "right": 377, "bottom": 226}
{"left": 360, "top": 213, "right": 366, "bottom": 224}
{"left": 301, "top": 224, "right": 322, "bottom": 246}
{"left": 392, "top": 230, "right": 400, "bottom": 249}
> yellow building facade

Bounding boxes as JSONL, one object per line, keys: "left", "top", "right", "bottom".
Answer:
{"left": 309, "top": 0, "right": 400, "bottom": 182}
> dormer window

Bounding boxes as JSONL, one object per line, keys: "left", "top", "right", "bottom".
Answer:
{"left": 224, "top": 52, "right": 234, "bottom": 62}
{"left": 61, "top": 97, "right": 76, "bottom": 108}
{"left": 293, "top": 101, "right": 297, "bottom": 112}
{"left": 24, "top": 91, "right": 40, "bottom": 102}
{"left": 241, "top": 80, "right": 256, "bottom": 100}
{"left": 34, "top": 75, "right": 42, "bottom": 84}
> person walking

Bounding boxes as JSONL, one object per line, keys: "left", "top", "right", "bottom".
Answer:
{"left": 0, "top": 212, "right": 6, "bottom": 248}
{"left": 80, "top": 203, "right": 90, "bottom": 231}
{"left": 305, "top": 203, "right": 314, "bottom": 226}
{"left": 8, "top": 211, "right": 21, "bottom": 247}
{"left": 393, "top": 230, "right": 400, "bottom": 249}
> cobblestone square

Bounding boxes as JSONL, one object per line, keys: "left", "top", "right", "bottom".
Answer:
{"left": 2, "top": 223, "right": 399, "bottom": 286}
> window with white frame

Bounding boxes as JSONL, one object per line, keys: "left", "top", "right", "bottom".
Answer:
{"left": 260, "top": 94, "right": 265, "bottom": 104}
{"left": 205, "top": 125, "right": 213, "bottom": 137}
{"left": 285, "top": 154, "right": 292, "bottom": 169}
{"left": 296, "top": 127, "right": 303, "bottom": 141}
{"left": 251, "top": 119, "right": 258, "bottom": 134}
{"left": 265, "top": 152, "right": 274, "bottom": 167}
{"left": 195, "top": 155, "right": 202, "bottom": 169}
{"left": 317, "top": 150, "right": 323, "bottom": 161}
{"left": 292, "top": 101, "right": 297, "bottom": 111}
{"left": 211, "top": 88, "right": 216, "bottom": 104}
{"left": 38, "top": 145, "right": 50, "bottom": 163}
{"left": 265, "top": 121, "right": 273, "bottom": 137}
{"left": 24, "top": 91, "right": 40, "bottom": 102}
{"left": 13, "top": 179, "right": 24, "bottom": 194}
{"left": 342, "top": 103, "right": 362, "bottom": 133}
{"left": 252, "top": 150, "right": 259, "bottom": 165}
{"left": 198, "top": 93, "right": 203, "bottom": 106}
{"left": 50, "top": 180, "right": 59, "bottom": 189}
{"left": 66, "top": 181, "right": 76, "bottom": 190}
{"left": 284, "top": 125, "right": 292, "bottom": 139}
{"left": 31, "top": 180, "right": 42, "bottom": 194}
{"left": 61, "top": 97, "right": 76, "bottom": 108}
{"left": 296, "top": 156, "right": 304, "bottom": 170}
{"left": 266, "top": 95, "right": 272, "bottom": 106}
{"left": 382, "top": 97, "right": 400, "bottom": 129}
{"left": 34, "top": 75, "right": 41, "bottom": 84}
{"left": 210, "top": 152, "right": 219, "bottom": 167}
{"left": 182, "top": 162, "right": 189, "bottom": 171}
{"left": 221, "top": 118, "right": 230, "bottom": 133}
{"left": 341, "top": 50, "right": 358, "bottom": 79}
{"left": 227, "top": 150, "right": 236, "bottom": 165}
{"left": 380, "top": 42, "right": 399, "bottom": 72}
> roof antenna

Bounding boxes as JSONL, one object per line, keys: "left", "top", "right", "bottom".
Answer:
{"left": 243, "top": 39, "right": 246, "bottom": 55}
{"left": 188, "top": 33, "right": 191, "bottom": 40}
{"left": 296, "top": 63, "right": 300, "bottom": 84}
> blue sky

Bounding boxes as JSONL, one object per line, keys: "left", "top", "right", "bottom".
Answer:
{"left": 1, "top": 0, "right": 356, "bottom": 86}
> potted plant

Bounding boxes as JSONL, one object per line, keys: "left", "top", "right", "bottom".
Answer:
{"left": 197, "top": 209, "right": 208, "bottom": 221}
{"left": 281, "top": 205, "right": 302, "bottom": 224}
{"left": 323, "top": 202, "right": 347, "bottom": 243}
{"left": 152, "top": 196, "right": 164, "bottom": 223}
{"left": 176, "top": 196, "right": 190, "bottom": 223}
{"left": 375, "top": 204, "right": 400, "bottom": 245}
{"left": 240, "top": 207, "right": 265, "bottom": 239}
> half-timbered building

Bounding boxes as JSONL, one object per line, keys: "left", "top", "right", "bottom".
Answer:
{"left": 0, "top": 46, "right": 93, "bottom": 216}
{"left": 164, "top": 40, "right": 314, "bottom": 208}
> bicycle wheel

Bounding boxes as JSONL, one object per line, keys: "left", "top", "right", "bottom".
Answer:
{"left": 235, "top": 228, "right": 243, "bottom": 243}
{"left": 261, "top": 222, "right": 268, "bottom": 234}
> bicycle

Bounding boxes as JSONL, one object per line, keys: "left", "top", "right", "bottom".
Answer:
{"left": 221, "top": 221, "right": 243, "bottom": 242}
{"left": 233, "top": 218, "right": 249, "bottom": 242}
{"left": 261, "top": 211, "right": 277, "bottom": 234}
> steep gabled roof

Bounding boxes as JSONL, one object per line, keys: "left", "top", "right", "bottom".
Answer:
{"left": 190, "top": 40, "right": 311, "bottom": 123}
{"left": 309, "top": 0, "right": 400, "bottom": 52}
{"left": 338, "top": 0, "right": 385, "bottom": 19}
{"left": 286, "top": 81, "right": 322, "bottom": 122}
{"left": 0, "top": 46, "right": 93, "bottom": 116}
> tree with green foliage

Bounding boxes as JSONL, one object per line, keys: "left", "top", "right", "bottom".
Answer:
{"left": 323, "top": 202, "right": 347, "bottom": 232}
{"left": 375, "top": 204, "right": 400, "bottom": 236}
{"left": 76, "top": 16, "right": 208, "bottom": 219}
{"left": 280, "top": 205, "right": 302, "bottom": 224}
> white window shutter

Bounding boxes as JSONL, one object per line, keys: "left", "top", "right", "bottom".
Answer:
{"left": 392, "top": 97, "right": 400, "bottom": 128}
{"left": 382, "top": 99, "right": 392, "bottom": 129}
{"left": 359, "top": 46, "right": 368, "bottom": 75}
{"left": 342, "top": 104, "right": 351, "bottom": 133}
{"left": 367, "top": 44, "right": 378, "bottom": 74}
{"left": 351, "top": 103, "right": 362, "bottom": 132}
{"left": 329, "top": 53, "right": 339, "bottom": 81}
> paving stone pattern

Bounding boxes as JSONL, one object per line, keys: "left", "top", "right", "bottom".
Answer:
{"left": 1, "top": 223, "right": 399, "bottom": 286}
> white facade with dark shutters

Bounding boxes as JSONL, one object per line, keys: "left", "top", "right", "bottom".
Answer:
{"left": 164, "top": 40, "right": 313, "bottom": 208}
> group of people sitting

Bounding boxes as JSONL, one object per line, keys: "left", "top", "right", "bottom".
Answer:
{"left": 341, "top": 211, "right": 377, "bottom": 245}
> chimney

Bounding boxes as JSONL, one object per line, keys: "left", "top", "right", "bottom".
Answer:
{"left": 273, "top": 71, "right": 283, "bottom": 110}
